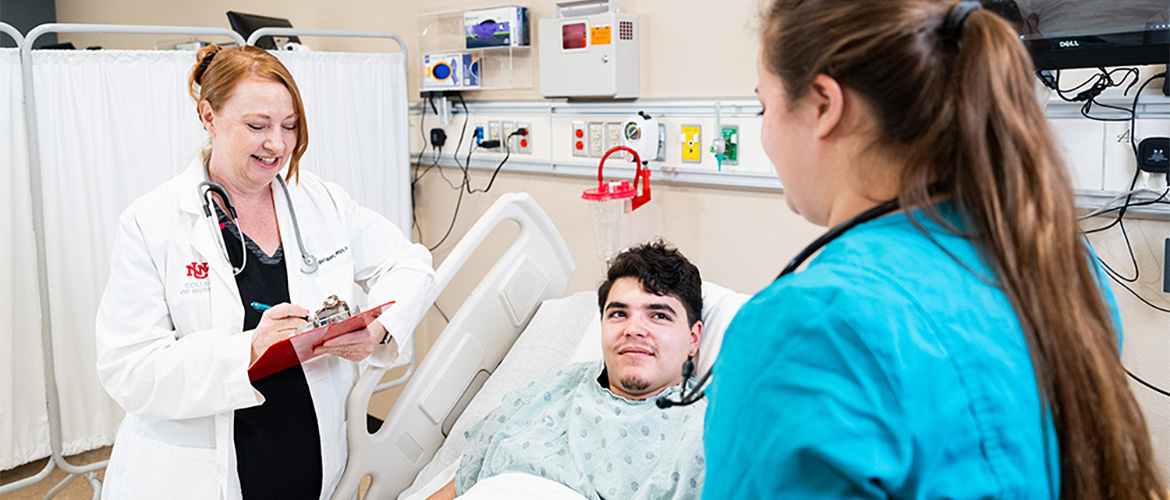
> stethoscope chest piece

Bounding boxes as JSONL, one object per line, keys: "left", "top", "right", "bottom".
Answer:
{"left": 301, "top": 254, "right": 318, "bottom": 274}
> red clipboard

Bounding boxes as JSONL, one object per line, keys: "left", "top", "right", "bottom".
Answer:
{"left": 247, "top": 300, "right": 395, "bottom": 382}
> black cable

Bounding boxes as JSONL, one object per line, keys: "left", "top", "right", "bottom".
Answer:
{"left": 465, "top": 141, "right": 477, "bottom": 180}
{"left": 410, "top": 96, "right": 433, "bottom": 243}
{"left": 451, "top": 94, "right": 474, "bottom": 196}
{"left": 1081, "top": 72, "right": 1166, "bottom": 236}
{"left": 414, "top": 95, "right": 433, "bottom": 177}
{"left": 452, "top": 93, "right": 471, "bottom": 170}
{"left": 1078, "top": 68, "right": 1140, "bottom": 123}
{"left": 1094, "top": 215, "right": 1140, "bottom": 282}
{"left": 1126, "top": 368, "right": 1170, "bottom": 398}
{"left": 1078, "top": 71, "right": 1170, "bottom": 317}
{"left": 1081, "top": 190, "right": 1170, "bottom": 220}
{"left": 429, "top": 94, "right": 471, "bottom": 192}
{"left": 466, "top": 130, "right": 522, "bottom": 194}
{"left": 434, "top": 160, "right": 463, "bottom": 190}
{"left": 433, "top": 303, "right": 450, "bottom": 323}
{"left": 1097, "top": 258, "right": 1170, "bottom": 313}
{"left": 428, "top": 176, "right": 464, "bottom": 252}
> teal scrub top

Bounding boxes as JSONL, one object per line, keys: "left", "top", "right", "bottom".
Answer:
{"left": 703, "top": 207, "right": 1120, "bottom": 499}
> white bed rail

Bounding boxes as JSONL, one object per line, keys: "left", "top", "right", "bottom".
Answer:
{"left": 333, "top": 192, "right": 575, "bottom": 500}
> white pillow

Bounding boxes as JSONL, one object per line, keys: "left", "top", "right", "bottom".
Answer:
{"left": 694, "top": 281, "right": 750, "bottom": 377}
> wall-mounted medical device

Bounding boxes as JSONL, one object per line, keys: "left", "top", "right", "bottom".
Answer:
{"left": 621, "top": 111, "right": 661, "bottom": 163}
{"left": 539, "top": 0, "right": 639, "bottom": 99}
{"left": 422, "top": 52, "right": 480, "bottom": 90}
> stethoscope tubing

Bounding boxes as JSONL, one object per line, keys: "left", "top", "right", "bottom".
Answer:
{"left": 199, "top": 170, "right": 318, "bottom": 276}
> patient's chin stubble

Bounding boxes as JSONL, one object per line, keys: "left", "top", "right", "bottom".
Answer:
{"left": 620, "top": 375, "right": 650, "bottom": 393}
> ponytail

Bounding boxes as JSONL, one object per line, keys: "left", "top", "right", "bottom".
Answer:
{"left": 945, "top": 8, "right": 1163, "bottom": 498}
{"left": 188, "top": 44, "right": 223, "bottom": 103}
{"left": 761, "top": 1, "right": 1165, "bottom": 498}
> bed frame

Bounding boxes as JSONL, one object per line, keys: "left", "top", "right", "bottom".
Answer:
{"left": 332, "top": 193, "right": 576, "bottom": 499}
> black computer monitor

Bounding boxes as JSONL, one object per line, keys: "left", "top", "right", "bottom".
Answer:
{"left": 986, "top": 0, "right": 1168, "bottom": 70}
{"left": 227, "top": 11, "right": 301, "bottom": 50}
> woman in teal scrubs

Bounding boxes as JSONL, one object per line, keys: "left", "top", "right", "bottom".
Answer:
{"left": 702, "top": 0, "right": 1165, "bottom": 498}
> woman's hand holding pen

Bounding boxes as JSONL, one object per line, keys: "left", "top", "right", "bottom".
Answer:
{"left": 250, "top": 303, "right": 311, "bottom": 365}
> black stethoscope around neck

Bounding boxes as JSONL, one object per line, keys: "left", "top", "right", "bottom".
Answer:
{"left": 657, "top": 198, "right": 903, "bottom": 409}
{"left": 198, "top": 164, "right": 319, "bottom": 276}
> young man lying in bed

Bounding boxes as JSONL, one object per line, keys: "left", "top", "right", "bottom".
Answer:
{"left": 428, "top": 240, "right": 707, "bottom": 500}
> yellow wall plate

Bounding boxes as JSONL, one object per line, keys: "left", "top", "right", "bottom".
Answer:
{"left": 682, "top": 124, "right": 701, "bottom": 163}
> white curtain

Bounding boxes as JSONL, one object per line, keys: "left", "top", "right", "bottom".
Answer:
{"left": 275, "top": 51, "right": 411, "bottom": 230}
{"left": 14, "top": 47, "right": 411, "bottom": 467}
{"left": 1, "top": 48, "right": 51, "bottom": 470}
{"left": 30, "top": 49, "right": 206, "bottom": 458}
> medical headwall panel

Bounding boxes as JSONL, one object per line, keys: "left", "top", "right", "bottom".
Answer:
{"left": 274, "top": 50, "right": 411, "bottom": 230}
{"left": 1, "top": 44, "right": 52, "bottom": 471}
{"left": 30, "top": 48, "right": 206, "bottom": 457}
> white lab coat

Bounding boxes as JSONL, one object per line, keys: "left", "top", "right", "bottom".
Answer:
{"left": 95, "top": 157, "right": 434, "bottom": 500}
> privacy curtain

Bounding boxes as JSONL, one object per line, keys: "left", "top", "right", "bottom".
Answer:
{"left": 275, "top": 50, "right": 411, "bottom": 231}
{"left": 1, "top": 47, "right": 51, "bottom": 471}
{"left": 13, "top": 47, "right": 411, "bottom": 468}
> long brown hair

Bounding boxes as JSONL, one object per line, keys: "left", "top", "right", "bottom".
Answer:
{"left": 760, "top": 0, "right": 1164, "bottom": 497}
{"left": 188, "top": 45, "right": 308, "bottom": 182}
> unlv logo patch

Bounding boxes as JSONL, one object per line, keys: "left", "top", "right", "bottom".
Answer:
{"left": 186, "top": 262, "right": 209, "bottom": 279}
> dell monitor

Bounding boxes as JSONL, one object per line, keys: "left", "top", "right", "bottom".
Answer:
{"left": 227, "top": 11, "right": 301, "bottom": 50}
{"left": 986, "top": 0, "right": 1169, "bottom": 70}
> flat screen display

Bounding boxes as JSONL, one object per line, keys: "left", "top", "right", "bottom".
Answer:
{"left": 986, "top": 0, "right": 1169, "bottom": 69}
{"left": 226, "top": 11, "right": 301, "bottom": 50}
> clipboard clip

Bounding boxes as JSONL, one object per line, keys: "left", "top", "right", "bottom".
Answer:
{"left": 296, "top": 295, "right": 362, "bottom": 334}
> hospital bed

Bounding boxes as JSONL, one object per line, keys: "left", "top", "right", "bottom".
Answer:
{"left": 330, "top": 193, "right": 749, "bottom": 500}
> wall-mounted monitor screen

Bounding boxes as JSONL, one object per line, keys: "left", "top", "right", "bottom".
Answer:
{"left": 226, "top": 11, "right": 301, "bottom": 50}
{"left": 987, "top": 0, "right": 1168, "bottom": 70}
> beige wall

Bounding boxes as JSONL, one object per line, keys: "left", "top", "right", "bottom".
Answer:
{"left": 56, "top": 0, "right": 1170, "bottom": 481}
{"left": 54, "top": 0, "right": 761, "bottom": 99}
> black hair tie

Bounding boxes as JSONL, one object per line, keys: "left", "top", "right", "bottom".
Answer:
{"left": 195, "top": 46, "right": 221, "bottom": 84}
{"left": 943, "top": 1, "right": 982, "bottom": 40}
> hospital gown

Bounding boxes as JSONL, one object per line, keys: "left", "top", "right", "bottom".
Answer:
{"left": 456, "top": 360, "right": 706, "bottom": 499}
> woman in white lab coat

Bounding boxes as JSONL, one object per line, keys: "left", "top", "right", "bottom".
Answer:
{"left": 94, "top": 45, "right": 434, "bottom": 500}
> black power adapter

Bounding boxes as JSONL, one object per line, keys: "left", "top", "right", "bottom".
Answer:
{"left": 430, "top": 128, "right": 447, "bottom": 148}
{"left": 1137, "top": 137, "right": 1169, "bottom": 174}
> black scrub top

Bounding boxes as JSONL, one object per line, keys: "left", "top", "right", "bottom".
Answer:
{"left": 219, "top": 207, "right": 322, "bottom": 500}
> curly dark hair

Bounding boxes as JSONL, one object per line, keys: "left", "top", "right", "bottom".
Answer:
{"left": 597, "top": 240, "right": 702, "bottom": 326}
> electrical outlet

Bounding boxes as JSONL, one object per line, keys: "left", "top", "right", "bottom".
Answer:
{"left": 721, "top": 125, "right": 739, "bottom": 165}
{"left": 605, "top": 122, "right": 632, "bottom": 161}
{"left": 588, "top": 122, "right": 605, "bottom": 158}
{"left": 502, "top": 121, "right": 516, "bottom": 150}
{"left": 572, "top": 121, "right": 587, "bottom": 157}
{"left": 681, "top": 124, "right": 701, "bottom": 163}
{"left": 517, "top": 121, "right": 532, "bottom": 154}
{"left": 605, "top": 122, "right": 622, "bottom": 152}
{"left": 488, "top": 121, "right": 502, "bottom": 148}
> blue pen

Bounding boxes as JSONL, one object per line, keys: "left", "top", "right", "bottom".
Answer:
{"left": 252, "top": 302, "right": 312, "bottom": 322}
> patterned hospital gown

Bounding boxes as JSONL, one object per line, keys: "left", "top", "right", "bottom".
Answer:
{"left": 456, "top": 361, "right": 707, "bottom": 499}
